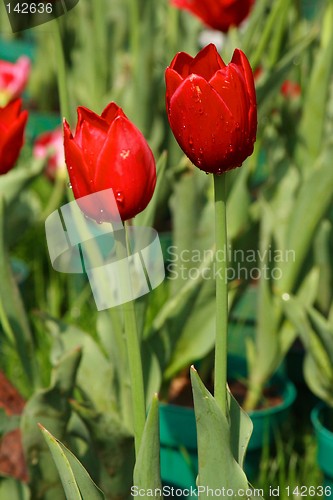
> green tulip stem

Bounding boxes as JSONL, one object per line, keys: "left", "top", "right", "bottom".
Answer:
{"left": 113, "top": 224, "right": 146, "bottom": 456}
{"left": 52, "top": 19, "right": 71, "bottom": 123}
{"left": 213, "top": 173, "right": 228, "bottom": 417}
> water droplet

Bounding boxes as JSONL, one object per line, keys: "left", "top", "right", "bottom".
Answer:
{"left": 116, "top": 191, "right": 124, "bottom": 203}
{"left": 235, "top": 122, "right": 240, "bottom": 130}
{"left": 229, "top": 145, "right": 234, "bottom": 153}
{"left": 189, "top": 137, "right": 193, "bottom": 145}
{"left": 198, "top": 108, "right": 203, "bottom": 115}
{"left": 67, "top": 181, "right": 72, "bottom": 189}
{"left": 100, "top": 209, "right": 104, "bottom": 213}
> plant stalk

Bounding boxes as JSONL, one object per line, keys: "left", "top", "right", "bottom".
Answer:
{"left": 114, "top": 225, "right": 146, "bottom": 456}
{"left": 213, "top": 173, "right": 228, "bottom": 416}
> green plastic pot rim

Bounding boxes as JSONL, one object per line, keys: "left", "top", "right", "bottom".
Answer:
{"left": 159, "top": 379, "right": 296, "bottom": 418}
{"left": 247, "top": 379, "right": 297, "bottom": 418}
{"left": 311, "top": 403, "right": 333, "bottom": 440}
{"left": 159, "top": 401, "right": 196, "bottom": 416}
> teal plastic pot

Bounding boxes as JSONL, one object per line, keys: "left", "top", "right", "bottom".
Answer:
{"left": 300, "top": 0, "right": 324, "bottom": 19}
{"left": 0, "top": 35, "right": 35, "bottom": 62}
{"left": 160, "top": 373, "right": 296, "bottom": 487}
{"left": 228, "top": 355, "right": 296, "bottom": 479}
{"left": 245, "top": 378, "right": 297, "bottom": 479}
{"left": 27, "top": 111, "right": 61, "bottom": 142}
{"left": 159, "top": 403, "right": 197, "bottom": 491}
{"left": 311, "top": 404, "right": 333, "bottom": 498}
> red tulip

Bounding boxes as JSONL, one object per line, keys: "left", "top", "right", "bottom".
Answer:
{"left": 0, "top": 99, "right": 28, "bottom": 175}
{"left": 33, "top": 128, "right": 66, "bottom": 181}
{"left": 171, "top": 0, "right": 255, "bottom": 33}
{"left": 280, "top": 80, "right": 301, "bottom": 99}
{"left": 0, "top": 57, "right": 30, "bottom": 107}
{"left": 63, "top": 103, "right": 156, "bottom": 222}
{"left": 165, "top": 44, "right": 257, "bottom": 174}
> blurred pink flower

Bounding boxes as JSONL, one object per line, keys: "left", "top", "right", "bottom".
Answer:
{"left": 33, "top": 128, "right": 66, "bottom": 181}
{"left": 0, "top": 57, "right": 31, "bottom": 107}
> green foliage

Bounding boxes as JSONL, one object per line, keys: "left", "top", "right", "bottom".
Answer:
{"left": 40, "top": 425, "right": 105, "bottom": 500}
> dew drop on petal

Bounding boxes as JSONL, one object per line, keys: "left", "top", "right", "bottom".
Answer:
{"left": 67, "top": 181, "right": 72, "bottom": 189}
{"left": 116, "top": 191, "right": 124, "bottom": 203}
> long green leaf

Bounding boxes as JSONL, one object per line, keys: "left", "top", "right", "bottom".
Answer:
{"left": 191, "top": 369, "right": 249, "bottom": 497}
{"left": 40, "top": 425, "right": 105, "bottom": 500}
{"left": 133, "top": 395, "right": 162, "bottom": 498}
{"left": 0, "top": 197, "right": 36, "bottom": 394}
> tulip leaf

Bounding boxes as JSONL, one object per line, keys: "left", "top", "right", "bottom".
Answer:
{"left": 190, "top": 368, "right": 249, "bottom": 495}
{"left": 135, "top": 151, "right": 168, "bottom": 229}
{"left": 162, "top": 279, "right": 216, "bottom": 380}
{"left": 40, "top": 314, "right": 118, "bottom": 415}
{"left": 40, "top": 425, "right": 105, "bottom": 500}
{"left": 227, "top": 166, "right": 251, "bottom": 240}
{"left": 282, "top": 295, "right": 333, "bottom": 406}
{"left": 314, "top": 220, "right": 332, "bottom": 314}
{"left": 0, "top": 196, "right": 36, "bottom": 395}
{"left": 133, "top": 394, "right": 162, "bottom": 496}
{"left": 279, "top": 148, "right": 333, "bottom": 292}
{"left": 0, "top": 158, "right": 44, "bottom": 206}
{"left": 0, "top": 478, "right": 30, "bottom": 500}
{"left": 21, "top": 348, "right": 82, "bottom": 500}
{"left": 70, "top": 401, "right": 134, "bottom": 499}
{"left": 296, "top": 2, "right": 333, "bottom": 166}
{"left": 227, "top": 389, "right": 253, "bottom": 469}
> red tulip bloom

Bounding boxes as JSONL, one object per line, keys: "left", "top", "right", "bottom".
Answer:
{"left": 171, "top": 0, "right": 255, "bottom": 33}
{"left": 33, "top": 128, "right": 66, "bottom": 181}
{"left": 280, "top": 80, "right": 301, "bottom": 99}
{"left": 165, "top": 44, "right": 257, "bottom": 174}
{"left": 63, "top": 103, "right": 156, "bottom": 222}
{"left": 0, "top": 99, "right": 28, "bottom": 175}
{"left": 0, "top": 57, "right": 30, "bottom": 107}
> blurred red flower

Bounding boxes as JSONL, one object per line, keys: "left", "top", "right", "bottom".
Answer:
{"left": 171, "top": 0, "right": 255, "bottom": 33}
{"left": 280, "top": 80, "right": 301, "bottom": 99}
{"left": 0, "top": 99, "right": 28, "bottom": 175}
{"left": 33, "top": 128, "right": 66, "bottom": 181}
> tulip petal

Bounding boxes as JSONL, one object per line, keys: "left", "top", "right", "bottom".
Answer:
{"left": 231, "top": 49, "right": 257, "bottom": 137}
{"left": 101, "top": 102, "right": 126, "bottom": 124}
{"left": 171, "top": 0, "right": 254, "bottom": 33}
{"left": 209, "top": 65, "right": 250, "bottom": 141}
{"left": 0, "top": 98, "right": 22, "bottom": 127}
{"left": 95, "top": 116, "right": 156, "bottom": 220}
{"left": 169, "top": 51, "right": 195, "bottom": 78}
{"left": 75, "top": 106, "right": 108, "bottom": 148}
{"left": 168, "top": 75, "right": 241, "bottom": 173}
{"left": 190, "top": 44, "right": 226, "bottom": 81}
{"left": 0, "top": 109, "right": 27, "bottom": 174}
{"left": 64, "top": 120, "right": 92, "bottom": 199}
{"left": 165, "top": 68, "right": 184, "bottom": 110}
